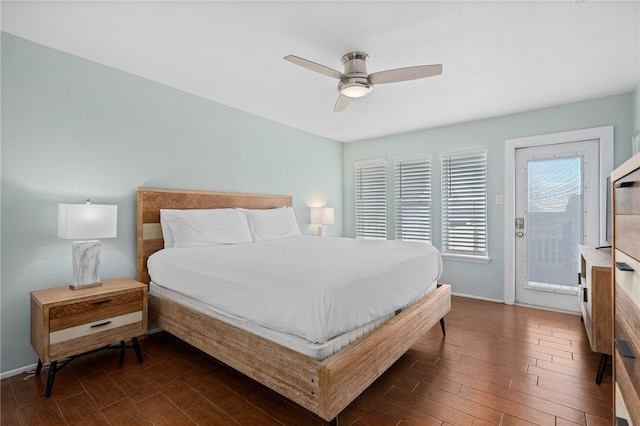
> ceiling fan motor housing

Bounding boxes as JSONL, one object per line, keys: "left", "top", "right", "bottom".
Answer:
{"left": 339, "top": 52, "right": 372, "bottom": 98}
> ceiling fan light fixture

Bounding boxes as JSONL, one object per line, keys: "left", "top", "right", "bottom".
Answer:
{"left": 284, "top": 51, "right": 442, "bottom": 112}
{"left": 338, "top": 78, "right": 372, "bottom": 98}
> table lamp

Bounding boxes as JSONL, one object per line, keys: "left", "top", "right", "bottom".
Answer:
{"left": 310, "top": 206, "right": 334, "bottom": 236}
{"left": 58, "top": 200, "right": 117, "bottom": 289}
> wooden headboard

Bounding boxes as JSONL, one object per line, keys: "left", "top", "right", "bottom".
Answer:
{"left": 136, "top": 187, "right": 293, "bottom": 284}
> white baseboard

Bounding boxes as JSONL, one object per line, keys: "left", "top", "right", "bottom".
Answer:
{"left": 513, "top": 302, "right": 581, "bottom": 316}
{"left": 0, "top": 363, "right": 39, "bottom": 380}
{"left": 451, "top": 291, "right": 580, "bottom": 316}
{"left": 451, "top": 291, "right": 504, "bottom": 304}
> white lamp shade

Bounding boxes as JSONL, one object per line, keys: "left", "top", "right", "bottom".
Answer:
{"left": 310, "top": 207, "right": 335, "bottom": 225}
{"left": 58, "top": 203, "right": 118, "bottom": 240}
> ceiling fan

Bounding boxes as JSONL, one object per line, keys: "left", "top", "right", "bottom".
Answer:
{"left": 284, "top": 52, "right": 442, "bottom": 112}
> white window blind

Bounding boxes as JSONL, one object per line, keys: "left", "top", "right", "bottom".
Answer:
{"left": 355, "top": 159, "right": 387, "bottom": 239}
{"left": 441, "top": 149, "right": 487, "bottom": 257}
{"left": 394, "top": 155, "right": 432, "bottom": 242}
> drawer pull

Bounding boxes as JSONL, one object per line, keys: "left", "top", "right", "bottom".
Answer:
{"left": 91, "top": 299, "right": 113, "bottom": 306}
{"left": 615, "top": 339, "right": 636, "bottom": 358}
{"left": 616, "top": 417, "right": 629, "bottom": 426}
{"left": 615, "top": 262, "right": 635, "bottom": 272}
{"left": 90, "top": 321, "right": 112, "bottom": 328}
{"left": 614, "top": 181, "right": 635, "bottom": 188}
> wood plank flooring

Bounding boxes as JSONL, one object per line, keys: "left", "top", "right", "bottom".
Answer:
{"left": 1, "top": 296, "right": 612, "bottom": 425}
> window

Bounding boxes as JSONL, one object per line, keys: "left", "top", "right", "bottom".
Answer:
{"left": 394, "top": 155, "right": 432, "bottom": 242}
{"left": 355, "top": 159, "right": 386, "bottom": 239}
{"left": 441, "top": 149, "right": 488, "bottom": 258}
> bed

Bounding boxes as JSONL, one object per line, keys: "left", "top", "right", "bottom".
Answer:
{"left": 136, "top": 187, "right": 451, "bottom": 424}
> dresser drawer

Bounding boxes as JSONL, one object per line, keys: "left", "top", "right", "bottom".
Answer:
{"left": 614, "top": 167, "right": 640, "bottom": 261}
{"left": 614, "top": 344, "right": 640, "bottom": 424}
{"left": 616, "top": 282, "right": 640, "bottom": 357}
{"left": 49, "top": 290, "right": 143, "bottom": 331}
{"left": 615, "top": 383, "right": 633, "bottom": 426}
{"left": 614, "top": 167, "right": 640, "bottom": 214}
{"left": 615, "top": 250, "right": 640, "bottom": 308}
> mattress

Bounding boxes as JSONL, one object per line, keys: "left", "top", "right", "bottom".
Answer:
{"left": 148, "top": 236, "right": 442, "bottom": 345}
{"left": 150, "top": 281, "right": 407, "bottom": 360}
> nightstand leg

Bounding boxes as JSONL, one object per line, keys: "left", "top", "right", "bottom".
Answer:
{"left": 131, "top": 337, "right": 143, "bottom": 363}
{"left": 45, "top": 360, "right": 57, "bottom": 397}
{"left": 440, "top": 318, "right": 446, "bottom": 336}
{"left": 119, "top": 341, "right": 126, "bottom": 364}
{"left": 35, "top": 359, "right": 43, "bottom": 376}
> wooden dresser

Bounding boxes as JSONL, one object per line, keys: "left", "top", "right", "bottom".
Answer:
{"left": 611, "top": 152, "right": 640, "bottom": 426}
{"left": 577, "top": 245, "right": 612, "bottom": 384}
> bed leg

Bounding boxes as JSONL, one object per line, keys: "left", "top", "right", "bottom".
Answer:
{"left": 329, "top": 417, "right": 338, "bottom": 426}
{"left": 440, "top": 318, "right": 446, "bottom": 336}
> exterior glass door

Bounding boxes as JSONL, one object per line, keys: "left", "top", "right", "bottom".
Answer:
{"left": 526, "top": 156, "right": 582, "bottom": 291}
{"left": 514, "top": 139, "right": 599, "bottom": 312}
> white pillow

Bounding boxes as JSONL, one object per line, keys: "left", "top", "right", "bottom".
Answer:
{"left": 244, "top": 207, "right": 302, "bottom": 242}
{"left": 160, "top": 209, "right": 252, "bottom": 248}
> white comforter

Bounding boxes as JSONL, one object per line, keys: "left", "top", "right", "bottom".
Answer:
{"left": 148, "top": 236, "right": 442, "bottom": 343}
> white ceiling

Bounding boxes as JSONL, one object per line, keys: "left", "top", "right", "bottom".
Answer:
{"left": 2, "top": 1, "right": 639, "bottom": 142}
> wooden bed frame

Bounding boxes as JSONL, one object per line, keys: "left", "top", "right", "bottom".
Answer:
{"left": 136, "top": 187, "right": 451, "bottom": 424}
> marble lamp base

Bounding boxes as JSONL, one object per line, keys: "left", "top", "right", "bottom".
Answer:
{"left": 71, "top": 240, "right": 102, "bottom": 289}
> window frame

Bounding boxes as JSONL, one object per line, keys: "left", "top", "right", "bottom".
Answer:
{"left": 394, "top": 154, "right": 432, "bottom": 243}
{"left": 441, "top": 148, "right": 489, "bottom": 262}
{"left": 355, "top": 158, "right": 387, "bottom": 240}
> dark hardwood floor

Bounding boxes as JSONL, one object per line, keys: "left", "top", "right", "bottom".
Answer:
{"left": 1, "top": 296, "right": 612, "bottom": 425}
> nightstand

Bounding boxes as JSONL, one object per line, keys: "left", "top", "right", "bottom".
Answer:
{"left": 30, "top": 277, "right": 148, "bottom": 397}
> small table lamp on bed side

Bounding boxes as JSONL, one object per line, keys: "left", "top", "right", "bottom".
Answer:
{"left": 58, "top": 200, "right": 117, "bottom": 289}
{"left": 310, "top": 206, "right": 334, "bottom": 236}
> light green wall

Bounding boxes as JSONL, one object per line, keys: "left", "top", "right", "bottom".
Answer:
{"left": 2, "top": 30, "right": 638, "bottom": 376}
{"left": 0, "top": 33, "right": 343, "bottom": 374}
{"left": 634, "top": 83, "right": 640, "bottom": 135}
{"left": 343, "top": 93, "right": 634, "bottom": 301}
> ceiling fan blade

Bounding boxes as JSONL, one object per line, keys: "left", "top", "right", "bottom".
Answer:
{"left": 284, "top": 55, "right": 344, "bottom": 80}
{"left": 369, "top": 64, "right": 442, "bottom": 85}
{"left": 334, "top": 95, "right": 352, "bottom": 113}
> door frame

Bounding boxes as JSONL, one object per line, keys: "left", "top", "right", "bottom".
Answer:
{"left": 503, "top": 126, "right": 613, "bottom": 305}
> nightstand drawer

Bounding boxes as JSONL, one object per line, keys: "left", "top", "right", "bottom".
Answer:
{"left": 50, "top": 290, "right": 142, "bottom": 325}
{"left": 49, "top": 323, "right": 145, "bottom": 360}
{"left": 50, "top": 291, "right": 143, "bottom": 332}
{"left": 50, "top": 311, "right": 143, "bottom": 344}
